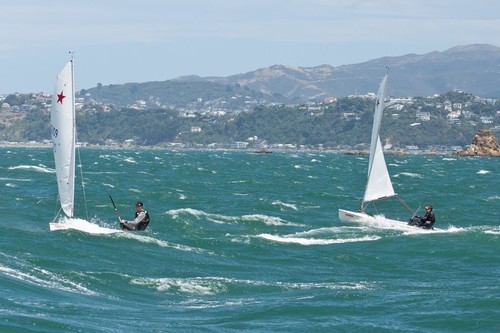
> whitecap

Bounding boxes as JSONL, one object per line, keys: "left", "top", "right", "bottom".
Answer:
{"left": 0, "top": 263, "right": 98, "bottom": 296}
{"left": 257, "top": 233, "right": 380, "bottom": 245}
{"left": 167, "top": 208, "right": 302, "bottom": 227}
{"left": 241, "top": 214, "right": 302, "bottom": 227}
{"left": 132, "top": 277, "right": 226, "bottom": 295}
{"left": 393, "top": 172, "right": 423, "bottom": 178}
{"left": 272, "top": 200, "right": 298, "bottom": 211}
{"left": 119, "top": 232, "right": 213, "bottom": 254}
{"left": 123, "top": 157, "right": 137, "bottom": 164}
{"left": 8, "top": 165, "right": 54, "bottom": 173}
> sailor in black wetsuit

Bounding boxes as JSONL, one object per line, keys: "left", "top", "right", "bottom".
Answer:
{"left": 120, "top": 201, "right": 150, "bottom": 231}
{"left": 408, "top": 205, "right": 435, "bottom": 229}
{"left": 420, "top": 206, "right": 436, "bottom": 229}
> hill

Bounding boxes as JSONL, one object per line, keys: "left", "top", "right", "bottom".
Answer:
{"left": 79, "top": 44, "right": 500, "bottom": 107}
{"left": 177, "top": 44, "right": 500, "bottom": 101}
{"left": 79, "top": 80, "right": 289, "bottom": 109}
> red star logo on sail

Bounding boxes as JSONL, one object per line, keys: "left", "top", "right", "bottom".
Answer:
{"left": 57, "top": 91, "right": 66, "bottom": 104}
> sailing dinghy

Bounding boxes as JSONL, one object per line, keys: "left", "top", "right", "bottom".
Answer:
{"left": 338, "top": 74, "right": 423, "bottom": 228}
{"left": 48, "top": 56, "right": 120, "bottom": 234}
{"left": 49, "top": 57, "right": 77, "bottom": 231}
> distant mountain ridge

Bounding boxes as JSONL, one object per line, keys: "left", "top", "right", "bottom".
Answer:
{"left": 82, "top": 44, "right": 500, "bottom": 106}
{"left": 175, "top": 44, "right": 500, "bottom": 100}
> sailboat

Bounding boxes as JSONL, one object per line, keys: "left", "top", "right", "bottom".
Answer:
{"left": 49, "top": 57, "right": 77, "bottom": 231}
{"left": 48, "top": 57, "right": 121, "bottom": 234}
{"left": 338, "top": 74, "right": 413, "bottom": 226}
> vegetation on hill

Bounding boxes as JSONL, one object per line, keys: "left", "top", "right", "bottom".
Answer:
{"left": 1, "top": 90, "right": 497, "bottom": 150}
{"left": 80, "top": 80, "right": 289, "bottom": 108}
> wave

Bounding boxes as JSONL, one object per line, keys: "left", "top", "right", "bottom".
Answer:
{"left": 292, "top": 226, "right": 373, "bottom": 236}
{"left": 8, "top": 164, "right": 54, "bottom": 173}
{"left": 272, "top": 200, "right": 298, "bottom": 211}
{"left": 167, "top": 208, "right": 230, "bottom": 224}
{"left": 393, "top": 172, "right": 423, "bottom": 178}
{"left": 256, "top": 233, "right": 380, "bottom": 245}
{"left": 477, "top": 169, "right": 491, "bottom": 174}
{"left": 132, "top": 277, "right": 227, "bottom": 295}
{"left": 99, "top": 154, "right": 138, "bottom": 164}
{"left": 242, "top": 214, "right": 303, "bottom": 227}
{"left": 294, "top": 164, "right": 312, "bottom": 170}
{"left": 0, "top": 253, "right": 97, "bottom": 296}
{"left": 0, "top": 176, "right": 32, "bottom": 182}
{"left": 118, "top": 232, "right": 213, "bottom": 254}
{"left": 167, "top": 208, "right": 302, "bottom": 227}
{"left": 131, "top": 275, "right": 371, "bottom": 296}
{"left": 401, "top": 226, "right": 466, "bottom": 235}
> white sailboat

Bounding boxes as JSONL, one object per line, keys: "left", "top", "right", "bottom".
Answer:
{"left": 48, "top": 56, "right": 120, "bottom": 234}
{"left": 49, "top": 57, "right": 77, "bottom": 231}
{"left": 338, "top": 74, "right": 409, "bottom": 225}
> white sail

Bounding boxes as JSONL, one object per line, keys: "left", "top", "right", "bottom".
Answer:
{"left": 362, "top": 75, "right": 395, "bottom": 206}
{"left": 51, "top": 60, "right": 75, "bottom": 218}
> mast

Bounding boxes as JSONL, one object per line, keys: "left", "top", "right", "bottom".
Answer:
{"left": 69, "top": 52, "right": 76, "bottom": 218}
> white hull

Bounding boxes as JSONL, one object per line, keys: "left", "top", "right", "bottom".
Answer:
{"left": 338, "top": 209, "right": 376, "bottom": 224}
{"left": 50, "top": 218, "right": 122, "bottom": 234}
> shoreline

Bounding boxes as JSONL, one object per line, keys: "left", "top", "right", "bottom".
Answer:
{"left": 0, "top": 141, "right": 464, "bottom": 156}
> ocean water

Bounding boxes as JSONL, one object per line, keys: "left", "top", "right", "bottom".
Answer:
{"left": 1, "top": 147, "right": 498, "bottom": 332}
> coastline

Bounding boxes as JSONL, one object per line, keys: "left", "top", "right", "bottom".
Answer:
{"left": 0, "top": 140, "right": 464, "bottom": 156}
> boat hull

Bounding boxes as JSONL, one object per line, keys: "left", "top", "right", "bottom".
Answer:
{"left": 49, "top": 222, "right": 71, "bottom": 231}
{"left": 338, "top": 209, "right": 376, "bottom": 224}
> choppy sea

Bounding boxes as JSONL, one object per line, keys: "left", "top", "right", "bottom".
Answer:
{"left": 1, "top": 147, "right": 498, "bottom": 332}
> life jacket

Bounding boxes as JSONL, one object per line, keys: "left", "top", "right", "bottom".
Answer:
{"left": 136, "top": 209, "right": 150, "bottom": 231}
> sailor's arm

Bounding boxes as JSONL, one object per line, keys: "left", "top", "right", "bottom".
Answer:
{"left": 134, "top": 211, "right": 146, "bottom": 224}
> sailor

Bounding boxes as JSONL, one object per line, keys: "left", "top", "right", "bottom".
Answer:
{"left": 419, "top": 205, "right": 436, "bottom": 229}
{"left": 408, "top": 205, "right": 435, "bottom": 229}
{"left": 120, "top": 201, "right": 150, "bottom": 231}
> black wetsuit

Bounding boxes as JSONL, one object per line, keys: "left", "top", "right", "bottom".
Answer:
{"left": 420, "top": 211, "right": 435, "bottom": 229}
{"left": 120, "top": 209, "right": 150, "bottom": 231}
{"left": 408, "top": 211, "right": 435, "bottom": 229}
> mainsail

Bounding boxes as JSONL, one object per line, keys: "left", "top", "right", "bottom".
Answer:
{"left": 361, "top": 75, "right": 395, "bottom": 209}
{"left": 51, "top": 60, "right": 76, "bottom": 218}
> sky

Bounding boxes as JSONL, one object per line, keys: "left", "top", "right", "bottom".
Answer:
{"left": 1, "top": 0, "right": 499, "bottom": 94}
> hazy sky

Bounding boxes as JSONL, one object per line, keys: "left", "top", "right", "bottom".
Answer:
{"left": 1, "top": 0, "right": 499, "bottom": 94}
